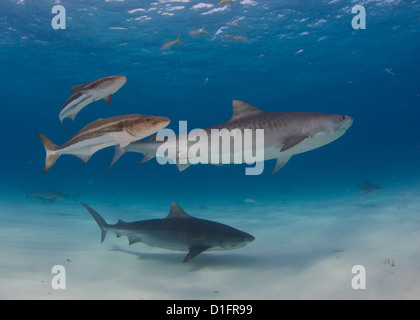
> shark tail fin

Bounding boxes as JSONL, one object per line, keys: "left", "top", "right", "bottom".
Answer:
{"left": 71, "top": 192, "right": 83, "bottom": 203}
{"left": 19, "top": 186, "right": 30, "bottom": 199}
{"left": 82, "top": 203, "right": 109, "bottom": 243}
{"left": 37, "top": 133, "right": 60, "bottom": 173}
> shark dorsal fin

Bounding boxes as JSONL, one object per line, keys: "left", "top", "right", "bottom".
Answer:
{"left": 166, "top": 202, "right": 191, "bottom": 219}
{"left": 230, "top": 100, "right": 264, "bottom": 121}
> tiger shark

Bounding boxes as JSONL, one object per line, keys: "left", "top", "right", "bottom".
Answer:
{"left": 83, "top": 202, "right": 255, "bottom": 263}
{"left": 37, "top": 114, "right": 170, "bottom": 173}
{"left": 109, "top": 100, "right": 353, "bottom": 174}
{"left": 59, "top": 75, "right": 127, "bottom": 131}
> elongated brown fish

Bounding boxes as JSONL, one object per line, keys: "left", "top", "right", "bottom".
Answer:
{"left": 38, "top": 114, "right": 170, "bottom": 172}
{"left": 59, "top": 75, "right": 127, "bottom": 131}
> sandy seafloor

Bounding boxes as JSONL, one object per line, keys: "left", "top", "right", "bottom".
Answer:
{"left": 1, "top": 186, "right": 420, "bottom": 300}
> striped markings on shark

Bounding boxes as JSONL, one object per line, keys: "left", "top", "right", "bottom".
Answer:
{"left": 37, "top": 114, "right": 170, "bottom": 173}
{"left": 59, "top": 75, "right": 127, "bottom": 132}
{"left": 82, "top": 202, "right": 255, "bottom": 263}
{"left": 110, "top": 100, "right": 353, "bottom": 175}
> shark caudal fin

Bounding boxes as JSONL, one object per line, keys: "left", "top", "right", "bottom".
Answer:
{"left": 19, "top": 186, "right": 30, "bottom": 199}
{"left": 82, "top": 203, "right": 109, "bottom": 243}
{"left": 37, "top": 133, "right": 61, "bottom": 173}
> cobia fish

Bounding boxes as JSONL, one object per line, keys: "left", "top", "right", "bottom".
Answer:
{"left": 59, "top": 75, "right": 127, "bottom": 131}
{"left": 37, "top": 114, "right": 170, "bottom": 172}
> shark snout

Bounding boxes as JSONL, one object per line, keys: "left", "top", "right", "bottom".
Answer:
{"left": 246, "top": 234, "right": 256, "bottom": 243}
{"left": 239, "top": 232, "right": 255, "bottom": 246}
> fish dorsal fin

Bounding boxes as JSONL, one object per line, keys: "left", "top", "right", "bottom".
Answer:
{"left": 230, "top": 100, "right": 264, "bottom": 121}
{"left": 71, "top": 84, "right": 86, "bottom": 93}
{"left": 116, "top": 219, "right": 126, "bottom": 226}
{"left": 166, "top": 202, "right": 191, "bottom": 219}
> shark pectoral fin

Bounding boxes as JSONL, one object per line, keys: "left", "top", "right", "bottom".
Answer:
{"left": 280, "top": 136, "right": 308, "bottom": 152}
{"left": 176, "top": 161, "right": 191, "bottom": 172}
{"left": 272, "top": 156, "right": 292, "bottom": 174}
{"left": 109, "top": 145, "right": 127, "bottom": 169}
{"left": 128, "top": 237, "right": 140, "bottom": 245}
{"left": 183, "top": 246, "right": 211, "bottom": 263}
{"left": 139, "top": 153, "right": 155, "bottom": 164}
{"left": 103, "top": 95, "right": 112, "bottom": 105}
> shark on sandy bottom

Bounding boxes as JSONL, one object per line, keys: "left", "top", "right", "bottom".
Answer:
{"left": 109, "top": 100, "right": 353, "bottom": 174}
{"left": 21, "top": 187, "right": 78, "bottom": 203}
{"left": 358, "top": 180, "right": 383, "bottom": 195}
{"left": 37, "top": 114, "right": 170, "bottom": 173}
{"left": 82, "top": 202, "right": 255, "bottom": 263}
{"left": 59, "top": 75, "right": 127, "bottom": 131}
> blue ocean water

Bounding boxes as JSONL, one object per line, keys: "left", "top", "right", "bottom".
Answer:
{"left": 1, "top": 0, "right": 420, "bottom": 299}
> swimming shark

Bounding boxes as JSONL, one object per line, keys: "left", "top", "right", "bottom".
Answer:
{"left": 358, "top": 180, "right": 382, "bottom": 195}
{"left": 109, "top": 100, "right": 353, "bottom": 174}
{"left": 37, "top": 114, "right": 170, "bottom": 173}
{"left": 59, "top": 75, "right": 127, "bottom": 131}
{"left": 83, "top": 202, "right": 255, "bottom": 263}
{"left": 20, "top": 187, "right": 78, "bottom": 203}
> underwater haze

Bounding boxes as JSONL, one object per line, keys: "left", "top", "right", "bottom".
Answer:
{"left": 1, "top": 0, "right": 420, "bottom": 299}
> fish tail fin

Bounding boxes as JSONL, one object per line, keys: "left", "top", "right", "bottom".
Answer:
{"left": 108, "top": 145, "right": 127, "bottom": 169}
{"left": 176, "top": 34, "right": 182, "bottom": 44}
{"left": 37, "top": 133, "right": 60, "bottom": 173}
{"left": 82, "top": 203, "right": 109, "bottom": 243}
{"left": 19, "top": 186, "right": 30, "bottom": 199}
{"left": 71, "top": 192, "right": 83, "bottom": 203}
{"left": 60, "top": 119, "right": 68, "bottom": 134}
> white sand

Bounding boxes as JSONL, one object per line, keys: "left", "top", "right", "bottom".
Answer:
{"left": 1, "top": 190, "right": 420, "bottom": 300}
